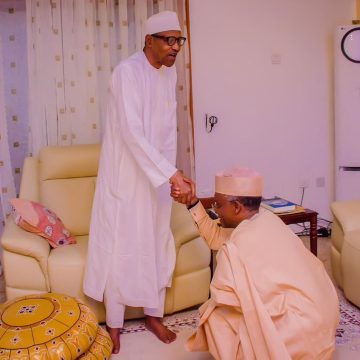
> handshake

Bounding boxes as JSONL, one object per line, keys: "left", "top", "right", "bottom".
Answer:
{"left": 169, "top": 170, "right": 198, "bottom": 206}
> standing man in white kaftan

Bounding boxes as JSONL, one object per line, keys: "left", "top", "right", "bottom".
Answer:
{"left": 83, "top": 11, "right": 192, "bottom": 354}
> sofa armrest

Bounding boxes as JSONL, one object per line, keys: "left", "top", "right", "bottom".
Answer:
{"left": 341, "top": 229, "right": 360, "bottom": 305}
{"left": 171, "top": 202, "right": 201, "bottom": 250}
{"left": 172, "top": 222, "right": 200, "bottom": 250}
{"left": 344, "top": 229, "right": 360, "bottom": 250}
{"left": 331, "top": 201, "right": 360, "bottom": 234}
{"left": 1, "top": 218, "right": 51, "bottom": 290}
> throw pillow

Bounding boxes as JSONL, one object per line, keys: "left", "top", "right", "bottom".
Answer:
{"left": 10, "top": 198, "right": 76, "bottom": 248}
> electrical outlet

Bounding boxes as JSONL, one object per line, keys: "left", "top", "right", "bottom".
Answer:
{"left": 299, "top": 178, "right": 309, "bottom": 188}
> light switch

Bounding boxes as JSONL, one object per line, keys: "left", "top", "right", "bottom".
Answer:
{"left": 271, "top": 53, "right": 282, "bottom": 64}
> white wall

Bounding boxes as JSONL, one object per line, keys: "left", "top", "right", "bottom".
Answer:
{"left": 189, "top": 0, "right": 356, "bottom": 219}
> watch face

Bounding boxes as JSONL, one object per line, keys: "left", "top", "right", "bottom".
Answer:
{"left": 341, "top": 27, "right": 360, "bottom": 63}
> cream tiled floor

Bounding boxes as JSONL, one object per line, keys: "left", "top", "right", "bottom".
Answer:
{"left": 115, "top": 331, "right": 357, "bottom": 360}
{"left": 113, "top": 329, "right": 212, "bottom": 360}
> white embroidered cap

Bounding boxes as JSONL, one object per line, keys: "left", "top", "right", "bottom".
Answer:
{"left": 144, "top": 11, "right": 181, "bottom": 35}
{"left": 215, "top": 167, "right": 263, "bottom": 196}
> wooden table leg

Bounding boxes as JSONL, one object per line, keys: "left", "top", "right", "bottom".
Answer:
{"left": 277, "top": 208, "right": 319, "bottom": 257}
{"left": 309, "top": 213, "right": 318, "bottom": 256}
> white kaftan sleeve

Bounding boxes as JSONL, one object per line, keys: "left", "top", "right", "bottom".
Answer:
{"left": 110, "top": 64, "right": 177, "bottom": 188}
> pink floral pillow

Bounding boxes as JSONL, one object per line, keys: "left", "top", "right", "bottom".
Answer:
{"left": 10, "top": 198, "right": 76, "bottom": 248}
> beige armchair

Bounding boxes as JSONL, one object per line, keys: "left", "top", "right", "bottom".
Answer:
{"left": 1, "top": 144, "right": 211, "bottom": 322}
{"left": 331, "top": 200, "right": 360, "bottom": 307}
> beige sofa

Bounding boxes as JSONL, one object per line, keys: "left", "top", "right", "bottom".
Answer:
{"left": 1, "top": 144, "right": 211, "bottom": 322}
{"left": 331, "top": 200, "right": 360, "bottom": 307}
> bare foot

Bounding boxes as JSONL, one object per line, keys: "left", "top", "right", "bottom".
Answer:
{"left": 106, "top": 325, "right": 120, "bottom": 354}
{"left": 145, "top": 315, "right": 177, "bottom": 344}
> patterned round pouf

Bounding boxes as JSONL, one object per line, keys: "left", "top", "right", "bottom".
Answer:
{"left": 0, "top": 293, "right": 113, "bottom": 359}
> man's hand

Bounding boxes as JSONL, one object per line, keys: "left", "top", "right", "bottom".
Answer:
{"left": 169, "top": 171, "right": 193, "bottom": 204}
{"left": 170, "top": 173, "right": 198, "bottom": 206}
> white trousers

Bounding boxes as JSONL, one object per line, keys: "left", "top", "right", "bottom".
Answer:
{"left": 104, "top": 287, "right": 167, "bottom": 328}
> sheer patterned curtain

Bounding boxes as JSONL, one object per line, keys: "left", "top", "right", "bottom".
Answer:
{"left": 0, "top": 41, "right": 16, "bottom": 237}
{"left": 173, "top": 0, "right": 194, "bottom": 178}
{"left": 26, "top": 0, "right": 194, "bottom": 178}
{"left": 0, "top": 1, "right": 28, "bottom": 239}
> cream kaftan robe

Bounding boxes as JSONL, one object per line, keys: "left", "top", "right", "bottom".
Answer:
{"left": 187, "top": 203, "right": 339, "bottom": 360}
{"left": 83, "top": 51, "right": 178, "bottom": 312}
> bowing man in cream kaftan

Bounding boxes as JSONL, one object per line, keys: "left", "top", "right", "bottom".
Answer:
{"left": 180, "top": 168, "right": 339, "bottom": 360}
{"left": 187, "top": 204, "right": 339, "bottom": 359}
{"left": 83, "top": 49, "right": 178, "bottom": 326}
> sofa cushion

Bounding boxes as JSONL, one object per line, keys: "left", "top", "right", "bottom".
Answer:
{"left": 38, "top": 144, "right": 100, "bottom": 236}
{"left": 48, "top": 235, "right": 89, "bottom": 299}
{"left": 40, "top": 178, "right": 96, "bottom": 236}
{"left": 10, "top": 198, "right": 76, "bottom": 248}
{"left": 39, "top": 144, "right": 100, "bottom": 180}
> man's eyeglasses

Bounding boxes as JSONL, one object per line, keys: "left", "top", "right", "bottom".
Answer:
{"left": 212, "top": 196, "right": 237, "bottom": 210}
{"left": 151, "top": 34, "right": 187, "bottom": 47}
{"left": 212, "top": 201, "right": 223, "bottom": 210}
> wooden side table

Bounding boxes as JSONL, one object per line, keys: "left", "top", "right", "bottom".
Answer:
{"left": 199, "top": 197, "right": 319, "bottom": 257}
{"left": 277, "top": 209, "right": 318, "bottom": 256}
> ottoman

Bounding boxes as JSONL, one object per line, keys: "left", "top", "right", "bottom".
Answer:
{"left": 0, "top": 293, "right": 113, "bottom": 359}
